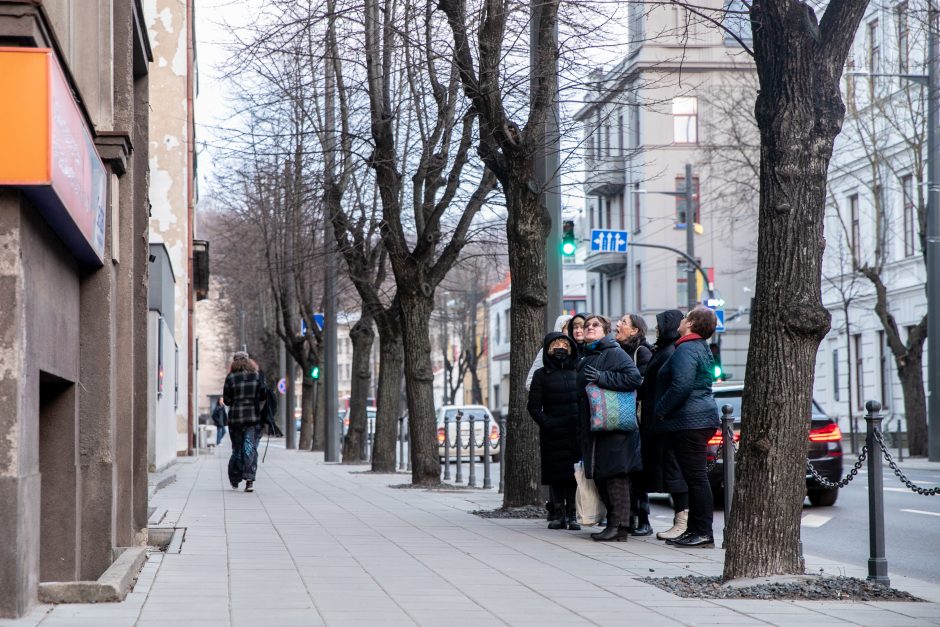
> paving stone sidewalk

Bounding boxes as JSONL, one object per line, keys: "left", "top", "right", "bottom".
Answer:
{"left": 4, "top": 444, "right": 940, "bottom": 627}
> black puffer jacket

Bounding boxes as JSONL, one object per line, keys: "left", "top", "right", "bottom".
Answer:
{"left": 577, "top": 335, "right": 643, "bottom": 480}
{"left": 654, "top": 335, "right": 719, "bottom": 432}
{"left": 639, "top": 309, "right": 683, "bottom": 426}
{"left": 527, "top": 333, "right": 581, "bottom": 484}
{"left": 566, "top": 313, "right": 588, "bottom": 359}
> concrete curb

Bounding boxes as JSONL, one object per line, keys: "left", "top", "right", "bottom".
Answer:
{"left": 37, "top": 547, "right": 147, "bottom": 604}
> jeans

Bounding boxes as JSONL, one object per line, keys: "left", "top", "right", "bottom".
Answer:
{"left": 667, "top": 427, "right": 716, "bottom": 536}
{"left": 216, "top": 425, "right": 227, "bottom": 445}
{"left": 228, "top": 423, "right": 262, "bottom": 485}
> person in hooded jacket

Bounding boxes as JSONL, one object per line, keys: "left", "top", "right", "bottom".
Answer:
{"left": 527, "top": 332, "right": 582, "bottom": 530}
{"left": 526, "top": 314, "right": 572, "bottom": 392}
{"left": 639, "top": 310, "right": 690, "bottom": 540}
{"left": 615, "top": 313, "right": 655, "bottom": 536}
{"left": 577, "top": 314, "right": 643, "bottom": 542}
{"left": 654, "top": 306, "right": 720, "bottom": 548}
{"left": 566, "top": 313, "right": 587, "bottom": 358}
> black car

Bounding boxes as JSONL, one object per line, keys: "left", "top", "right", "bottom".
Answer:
{"left": 707, "top": 383, "right": 844, "bottom": 507}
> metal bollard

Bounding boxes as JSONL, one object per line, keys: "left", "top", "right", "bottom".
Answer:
{"left": 455, "top": 411, "right": 464, "bottom": 484}
{"left": 721, "top": 404, "right": 735, "bottom": 546}
{"left": 468, "top": 414, "right": 477, "bottom": 487}
{"left": 865, "top": 400, "right": 890, "bottom": 586}
{"left": 896, "top": 420, "right": 904, "bottom": 462}
{"left": 398, "top": 416, "right": 405, "bottom": 470}
{"left": 406, "top": 416, "right": 411, "bottom": 471}
{"left": 482, "top": 414, "right": 493, "bottom": 489}
{"left": 366, "top": 419, "right": 373, "bottom": 461}
{"left": 443, "top": 413, "right": 451, "bottom": 480}
{"left": 498, "top": 415, "right": 507, "bottom": 494}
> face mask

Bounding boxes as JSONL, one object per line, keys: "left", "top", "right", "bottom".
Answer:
{"left": 551, "top": 348, "right": 569, "bottom": 360}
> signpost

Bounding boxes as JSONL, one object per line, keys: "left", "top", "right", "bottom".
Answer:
{"left": 590, "top": 229, "right": 629, "bottom": 253}
{"left": 300, "top": 313, "right": 325, "bottom": 336}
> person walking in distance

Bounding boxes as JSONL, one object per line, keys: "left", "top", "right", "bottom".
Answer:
{"left": 223, "top": 351, "right": 266, "bottom": 492}
{"left": 211, "top": 397, "right": 228, "bottom": 445}
{"left": 615, "top": 313, "right": 654, "bottom": 536}
{"left": 654, "top": 307, "right": 720, "bottom": 548}
{"left": 641, "top": 310, "right": 690, "bottom": 541}
{"left": 577, "top": 314, "right": 643, "bottom": 542}
{"left": 528, "top": 332, "right": 582, "bottom": 530}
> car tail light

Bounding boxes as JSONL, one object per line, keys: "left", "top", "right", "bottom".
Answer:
{"left": 437, "top": 427, "right": 445, "bottom": 444}
{"left": 489, "top": 425, "right": 499, "bottom": 442}
{"left": 707, "top": 429, "right": 740, "bottom": 446}
{"left": 344, "top": 418, "right": 349, "bottom": 428}
{"left": 809, "top": 423, "right": 842, "bottom": 442}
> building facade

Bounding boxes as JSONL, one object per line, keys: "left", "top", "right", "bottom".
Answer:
{"left": 0, "top": 1, "right": 151, "bottom": 617}
{"left": 575, "top": 1, "right": 756, "bottom": 378}
{"left": 814, "top": 2, "right": 931, "bottom": 436}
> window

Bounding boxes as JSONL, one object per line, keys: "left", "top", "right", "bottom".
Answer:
{"left": 672, "top": 97, "right": 698, "bottom": 144}
{"left": 902, "top": 174, "right": 916, "bottom": 256}
{"left": 879, "top": 330, "right": 890, "bottom": 409}
{"left": 630, "top": 104, "right": 641, "bottom": 148}
{"left": 605, "top": 197, "right": 612, "bottom": 229}
{"left": 868, "top": 19, "right": 880, "bottom": 96}
{"left": 494, "top": 314, "right": 500, "bottom": 344}
{"left": 628, "top": 1, "right": 644, "bottom": 48}
{"left": 618, "top": 193, "right": 625, "bottom": 230}
{"left": 617, "top": 112, "right": 624, "bottom": 156}
{"left": 632, "top": 184, "right": 642, "bottom": 234}
{"left": 846, "top": 53, "right": 857, "bottom": 114}
{"left": 635, "top": 263, "right": 642, "bottom": 310}
{"left": 849, "top": 194, "right": 860, "bottom": 260}
{"left": 676, "top": 259, "right": 688, "bottom": 307}
{"left": 604, "top": 123, "right": 611, "bottom": 157}
{"left": 897, "top": 2, "right": 909, "bottom": 73}
{"left": 832, "top": 349, "right": 840, "bottom": 402}
{"left": 853, "top": 333, "right": 865, "bottom": 411}
{"left": 874, "top": 184, "right": 885, "bottom": 258}
{"left": 675, "top": 176, "right": 701, "bottom": 225}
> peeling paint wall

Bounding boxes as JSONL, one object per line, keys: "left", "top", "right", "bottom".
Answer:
{"left": 144, "top": 0, "right": 192, "bottom": 453}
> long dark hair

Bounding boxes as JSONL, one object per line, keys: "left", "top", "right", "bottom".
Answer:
{"left": 621, "top": 313, "right": 648, "bottom": 353}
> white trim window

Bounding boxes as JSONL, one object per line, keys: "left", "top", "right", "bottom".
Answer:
{"left": 672, "top": 97, "right": 698, "bottom": 144}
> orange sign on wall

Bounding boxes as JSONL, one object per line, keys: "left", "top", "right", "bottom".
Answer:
{"left": 0, "top": 48, "right": 106, "bottom": 266}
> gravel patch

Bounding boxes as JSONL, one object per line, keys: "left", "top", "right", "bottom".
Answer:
{"left": 639, "top": 575, "right": 924, "bottom": 601}
{"left": 472, "top": 505, "right": 547, "bottom": 519}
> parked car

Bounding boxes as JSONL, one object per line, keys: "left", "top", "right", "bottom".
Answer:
{"left": 436, "top": 405, "right": 501, "bottom": 462}
{"left": 342, "top": 407, "right": 377, "bottom": 438}
{"left": 707, "top": 382, "right": 844, "bottom": 507}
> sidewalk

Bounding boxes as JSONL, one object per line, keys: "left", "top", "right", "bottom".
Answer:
{"left": 5, "top": 444, "right": 939, "bottom": 627}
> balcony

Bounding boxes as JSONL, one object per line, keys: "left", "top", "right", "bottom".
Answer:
{"left": 585, "top": 156, "right": 626, "bottom": 196}
{"left": 584, "top": 251, "right": 627, "bottom": 276}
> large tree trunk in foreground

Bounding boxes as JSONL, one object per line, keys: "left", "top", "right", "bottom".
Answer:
{"left": 723, "top": 0, "right": 869, "bottom": 581}
{"left": 343, "top": 315, "right": 375, "bottom": 463}
{"left": 301, "top": 371, "right": 317, "bottom": 450}
{"left": 372, "top": 311, "right": 404, "bottom": 472}
{"left": 503, "top": 177, "right": 547, "bottom": 507}
{"left": 313, "top": 372, "right": 326, "bottom": 451}
{"left": 899, "top": 356, "right": 928, "bottom": 456}
{"left": 401, "top": 294, "right": 440, "bottom": 485}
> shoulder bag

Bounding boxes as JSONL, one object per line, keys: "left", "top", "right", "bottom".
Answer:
{"left": 586, "top": 382, "right": 638, "bottom": 432}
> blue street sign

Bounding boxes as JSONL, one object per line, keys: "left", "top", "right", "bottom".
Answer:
{"left": 277, "top": 378, "right": 287, "bottom": 395}
{"left": 301, "top": 313, "right": 325, "bottom": 336}
{"left": 715, "top": 309, "right": 725, "bottom": 333}
{"left": 589, "top": 229, "right": 629, "bottom": 253}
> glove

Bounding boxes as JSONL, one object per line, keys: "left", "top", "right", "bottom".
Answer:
{"left": 584, "top": 365, "right": 600, "bottom": 383}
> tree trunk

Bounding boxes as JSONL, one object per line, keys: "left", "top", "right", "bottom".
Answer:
{"left": 372, "top": 311, "right": 403, "bottom": 472}
{"left": 469, "top": 366, "right": 483, "bottom": 405}
{"left": 401, "top": 294, "right": 440, "bottom": 485}
{"left": 724, "top": 1, "right": 868, "bottom": 580}
{"left": 503, "top": 177, "right": 547, "bottom": 507}
{"left": 313, "top": 372, "right": 325, "bottom": 451}
{"left": 298, "top": 358, "right": 315, "bottom": 450}
{"left": 342, "top": 315, "right": 375, "bottom": 463}
{"left": 899, "top": 358, "right": 928, "bottom": 456}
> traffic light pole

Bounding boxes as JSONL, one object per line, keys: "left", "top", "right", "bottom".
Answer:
{"left": 927, "top": 1, "right": 940, "bottom": 461}
{"left": 628, "top": 241, "right": 713, "bottom": 302}
{"left": 685, "top": 163, "right": 697, "bottom": 310}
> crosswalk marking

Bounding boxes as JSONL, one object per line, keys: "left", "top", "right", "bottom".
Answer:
{"left": 900, "top": 509, "right": 940, "bottom": 517}
{"left": 801, "top": 513, "right": 832, "bottom": 528}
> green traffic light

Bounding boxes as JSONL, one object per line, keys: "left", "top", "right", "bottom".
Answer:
{"left": 562, "top": 240, "right": 576, "bottom": 256}
{"left": 713, "top": 364, "right": 723, "bottom": 380}
{"left": 311, "top": 366, "right": 320, "bottom": 380}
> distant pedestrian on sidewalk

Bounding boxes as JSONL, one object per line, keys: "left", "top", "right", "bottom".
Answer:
{"left": 211, "top": 397, "right": 228, "bottom": 445}
{"left": 223, "top": 351, "right": 266, "bottom": 493}
{"left": 654, "top": 306, "right": 719, "bottom": 548}
{"left": 577, "top": 314, "right": 643, "bottom": 542}
{"left": 528, "top": 331, "right": 582, "bottom": 531}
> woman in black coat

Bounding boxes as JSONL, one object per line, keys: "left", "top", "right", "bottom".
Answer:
{"left": 577, "top": 314, "right": 643, "bottom": 542}
{"left": 654, "top": 306, "right": 720, "bottom": 548}
{"left": 639, "top": 310, "right": 690, "bottom": 540}
{"left": 528, "top": 332, "right": 582, "bottom": 530}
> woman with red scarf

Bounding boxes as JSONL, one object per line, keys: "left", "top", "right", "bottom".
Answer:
{"left": 653, "top": 306, "right": 719, "bottom": 548}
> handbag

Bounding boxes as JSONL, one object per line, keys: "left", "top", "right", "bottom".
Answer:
{"left": 574, "top": 461, "right": 605, "bottom": 526}
{"left": 586, "top": 382, "right": 638, "bottom": 432}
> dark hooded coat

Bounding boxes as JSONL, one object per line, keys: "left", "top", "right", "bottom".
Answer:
{"left": 527, "top": 333, "right": 581, "bottom": 484}
{"left": 566, "top": 313, "right": 588, "bottom": 359}
{"left": 577, "top": 335, "right": 643, "bottom": 480}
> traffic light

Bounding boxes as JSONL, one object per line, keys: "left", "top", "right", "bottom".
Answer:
{"left": 561, "top": 220, "right": 576, "bottom": 257}
{"left": 310, "top": 365, "right": 320, "bottom": 380}
{"left": 709, "top": 343, "right": 724, "bottom": 381}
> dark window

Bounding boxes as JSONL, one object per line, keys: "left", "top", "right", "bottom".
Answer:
{"left": 868, "top": 19, "right": 880, "bottom": 96}
{"left": 618, "top": 112, "right": 624, "bottom": 156}
{"left": 632, "top": 184, "right": 642, "bottom": 233}
{"left": 853, "top": 333, "right": 865, "bottom": 411}
{"left": 618, "top": 193, "right": 625, "bottom": 230}
{"left": 675, "top": 176, "right": 701, "bottom": 225}
{"left": 605, "top": 197, "right": 612, "bottom": 229}
{"left": 849, "top": 194, "right": 860, "bottom": 260}
{"left": 879, "top": 330, "right": 890, "bottom": 409}
{"left": 832, "top": 349, "right": 840, "bottom": 402}
{"left": 897, "top": 2, "right": 909, "bottom": 73}
{"left": 631, "top": 104, "right": 640, "bottom": 147}
{"left": 635, "top": 263, "right": 642, "bottom": 310}
{"left": 902, "top": 174, "right": 916, "bottom": 256}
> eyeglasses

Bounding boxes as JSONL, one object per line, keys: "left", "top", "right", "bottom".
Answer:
{"left": 585, "top": 322, "right": 603, "bottom": 329}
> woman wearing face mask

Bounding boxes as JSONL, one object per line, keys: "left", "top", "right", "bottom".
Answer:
{"left": 528, "top": 332, "right": 582, "bottom": 530}
{"left": 577, "top": 314, "right": 643, "bottom": 542}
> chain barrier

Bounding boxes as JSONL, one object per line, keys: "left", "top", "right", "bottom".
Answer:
{"left": 706, "top": 443, "right": 723, "bottom": 472}
{"left": 874, "top": 429, "right": 940, "bottom": 496}
{"left": 806, "top": 444, "right": 868, "bottom": 489}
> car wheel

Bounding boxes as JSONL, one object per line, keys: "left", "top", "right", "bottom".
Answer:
{"left": 808, "top": 488, "right": 838, "bottom": 507}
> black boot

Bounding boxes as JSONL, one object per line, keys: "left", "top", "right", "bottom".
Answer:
{"left": 566, "top": 506, "right": 580, "bottom": 530}
{"left": 631, "top": 513, "right": 653, "bottom": 536}
{"left": 547, "top": 504, "right": 566, "bottom": 529}
{"left": 592, "top": 520, "right": 629, "bottom": 542}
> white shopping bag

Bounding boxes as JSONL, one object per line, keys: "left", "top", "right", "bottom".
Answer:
{"left": 574, "top": 461, "right": 606, "bottom": 526}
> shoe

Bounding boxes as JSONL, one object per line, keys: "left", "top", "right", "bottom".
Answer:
{"left": 631, "top": 521, "right": 653, "bottom": 536}
{"left": 244, "top": 481, "right": 254, "bottom": 493}
{"left": 592, "top": 524, "right": 629, "bottom": 542}
{"left": 671, "top": 533, "right": 715, "bottom": 548}
{"left": 566, "top": 508, "right": 581, "bottom": 531}
{"left": 665, "top": 530, "right": 694, "bottom": 545}
{"left": 545, "top": 500, "right": 555, "bottom": 521}
{"left": 547, "top": 516, "right": 566, "bottom": 530}
{"left": 231, "top": 481, "right": 239, "bottom": 490}
{"left": 657, "top": 509, "right": 689, "bottom": 540}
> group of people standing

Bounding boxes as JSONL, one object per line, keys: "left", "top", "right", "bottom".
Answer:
{"left": 527, "top": 307, "right": 720, "bottom": 548}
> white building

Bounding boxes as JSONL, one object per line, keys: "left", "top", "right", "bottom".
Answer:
{"left": 574, "top": 1, "right": 757, "bottom": 378}
{"left": 814, "top": 2, "right": 931, "bottom": 437}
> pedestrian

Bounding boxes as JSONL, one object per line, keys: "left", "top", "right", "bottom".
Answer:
{"left": 653, "top": 306, "right": 720, "bottom": 548}
{"left": 640, "top": 310, "right": 691, "bottom": 540}
{"left": 577, "top": 314, "right": 643, "bottom": 542}
{"left": 525, "top": 314, "right": 572, "bottom": 391}
{"left": 528, "top": 331, "right": 582, "bottom": 531}
{"left": 222, "top": 351, "right": 267, "bottom": 493}
{"left": 211, "top": 397, "right": 228, "bottom": 445}
{"left": 566, "top": 313, "right": 587, "bottom": 358}
{"left": 615, "top": 313, "right": 655, "bottom": 536}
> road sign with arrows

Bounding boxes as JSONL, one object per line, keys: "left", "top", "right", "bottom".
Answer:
{"left": 590, "top": 229, "right": 629, "bottom": 253}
